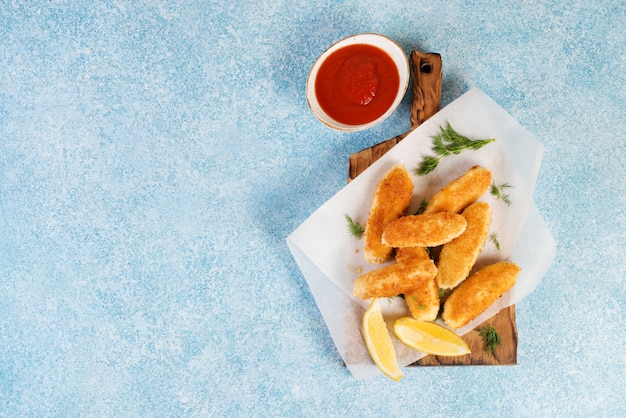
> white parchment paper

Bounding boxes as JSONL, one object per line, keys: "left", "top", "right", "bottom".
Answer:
{"left": 287, "top": 88, "right": 556, "bottom": 379}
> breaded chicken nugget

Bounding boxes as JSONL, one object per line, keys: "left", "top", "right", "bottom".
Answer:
{"left": 394, "top": 246, "right": 439, "bottom": 320}
{"left": 423, "top": 166, "right": 492, "bottom": 214}
{"left": 442, "top": 261, "right": 521, "bottom": 329}
{"left": 353, "top": 257, "right": 437, "bottom": 300}
{"left": 381, "top": 212, "right": 467, "bottom": 248}
{"left": 404, "top": 275, "right": 440, "bottom": 321}
{"left": 363, "top": 165, "right": 414, "bottom": 264}
{"left": 395, "top": 246, "right": 431, "bottom": 263}
{"left": 436, "top": 202, "right": 492, "bottom": 289}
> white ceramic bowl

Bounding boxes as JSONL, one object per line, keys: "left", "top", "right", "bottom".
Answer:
{"left": 306, "top": 33, "right": 410, "bottom": 132}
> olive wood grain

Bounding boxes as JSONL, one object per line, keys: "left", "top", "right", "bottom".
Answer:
{"left": 409, "top": 50, "right": 443, "bottom": 129}
{"left": 347, "top": 50, "right": 517, "bottom": 366}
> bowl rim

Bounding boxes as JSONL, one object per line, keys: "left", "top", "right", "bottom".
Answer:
{"left": 306, "top": 33, "right": 410, "bottom": 132}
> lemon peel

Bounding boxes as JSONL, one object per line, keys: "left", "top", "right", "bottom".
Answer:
{"left": 362, "top": 299, "right": 403, "bottom": 381}
{"left": 394, "top": 317, "right": 471, "bottom": 356}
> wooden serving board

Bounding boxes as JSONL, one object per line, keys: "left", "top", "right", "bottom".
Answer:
{"left": 347, "top": 50, "right": 517, "bottom": 366}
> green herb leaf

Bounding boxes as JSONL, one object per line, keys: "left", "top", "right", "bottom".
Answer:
{"left": 478, "top": 325, "right": 502, "bottom": 354}
{"left": 489, "top": 233, "right": 501, "bottom": 251}
{"left": 490, "top": 182, "right": 513, "bottom": 206}
{"left": 415, "top": 155, "right": 441, "bottom": 176}
{"left": 415, "top": 199, "right": 429, "bottom": 215}
{"left": 344, "top": 214, "right": 364, "bottom": 239}
{"left": 415, "top": 121, "right": 495, "bottom": 176}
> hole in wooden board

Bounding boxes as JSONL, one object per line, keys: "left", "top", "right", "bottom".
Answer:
{"left": 420, "top": 61, "right": 432, "bottom": 73}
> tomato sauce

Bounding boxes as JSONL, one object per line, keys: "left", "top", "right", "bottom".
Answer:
{"left": 315, "top": 44, "right": 400, "bottom": 125}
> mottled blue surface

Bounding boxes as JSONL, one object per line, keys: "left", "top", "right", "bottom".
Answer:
{"left": 1, "top": 1, "right": 624, "bottom": 416}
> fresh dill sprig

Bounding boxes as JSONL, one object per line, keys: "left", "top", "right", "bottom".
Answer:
{"left": 478, "top": 325, "right": 502, "bottom": 354}
{"left": 490, "top": 182, "right": 513, "bottom": 206}
{"left": 489, "top": 233, "right": 501, "bottom": 251}
{"left": 344, "top": 214, "right": 364, "bottom": 239}
{"left": 415, "top": 199, "right": 429, "bottom": 215}
{"left": 416, "top": 156, "right": 440, "bottom": 176}
{"left": 415, "top": 121, "right": 495, "bottom": 176}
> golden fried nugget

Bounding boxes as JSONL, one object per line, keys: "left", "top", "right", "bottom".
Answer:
{"left": 404, "top": 275, "right": 440, "bottom": 321}
{"left": 353, "top": 258, "right": 437, "bottom": 300}
{"left": 363, "top": 165, "right": 414, "bottom": 264}
{"left": 422, "top": 165, "right": 492, "bottom": 215}
{"left": 395, "top": 246, "right": 431, "bottom": 263}
{"left": 394, "top": 246, "right": 439, "bottom": 320}
{"left": 442, "top": 261, "right": 521, "bottom": 329}
{"left": 381, "top": 212, "right": 467, "bottom": 248}
{"left": 436, "top": 202, "right": 492, "bottom": 289}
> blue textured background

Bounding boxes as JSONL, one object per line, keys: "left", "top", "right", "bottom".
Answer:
{"left": 1, "top": 1, "right": 624, "bottom": 416}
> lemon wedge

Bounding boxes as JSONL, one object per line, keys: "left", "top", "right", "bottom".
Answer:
{"left": 393, "top": 317, "right": 471, "bottom": 356}
{"left": 362, "top": 299, "right": 403, "bottom": 381}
